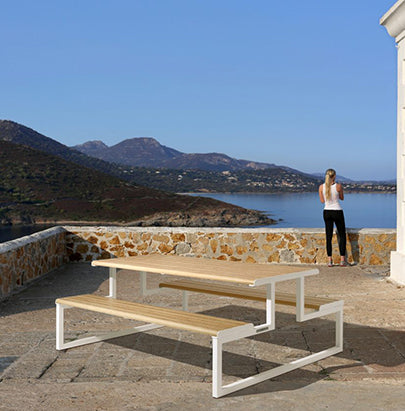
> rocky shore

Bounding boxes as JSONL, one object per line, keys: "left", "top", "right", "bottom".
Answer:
{"left": 1, "top": 207, "right": 274, "bottom": 229}
{"left": 127, "top": 207, "right": 275, "bottom": 227}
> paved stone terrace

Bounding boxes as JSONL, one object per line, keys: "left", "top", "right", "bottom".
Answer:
{"left": 0, "top": 262, "right": 404, "bottom": 410}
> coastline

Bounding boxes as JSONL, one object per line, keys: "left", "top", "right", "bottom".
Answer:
{"left": 0, "top": 208, "right": 275, "bottom": 230}
{"left": 180, "top": 189, "right": 396, "bottom": 195}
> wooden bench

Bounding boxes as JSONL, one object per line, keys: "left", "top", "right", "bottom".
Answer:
{"left": 55, "top": 294, "right": 251, "bottom": 337}
{"left": 55, "top": 293, "right": 257, "bottom": 398}
{"left": 159, "top": 279, "right": 338, "bottom": 311}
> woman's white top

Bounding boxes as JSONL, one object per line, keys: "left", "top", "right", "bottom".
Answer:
{"left": 322, "top": 183, "right": 342, "bottom": 210}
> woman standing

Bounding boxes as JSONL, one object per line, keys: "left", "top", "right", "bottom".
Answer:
{"left": 319, "top": 169, "right": 347, "bottom": 267}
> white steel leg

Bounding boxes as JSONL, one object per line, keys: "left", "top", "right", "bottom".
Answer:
{"left": 214, "top": 343, "right": 342, "bottom": 398}
{"left": 335, "top": 309, "right": 344, "bottom": 349}
{"left": 265, "top": 283, "right": 275, "bottom": 330}
{"left": 55, "top": 301, "right": 164, "bottom": 350}
{"left": 139, "top": 271, "right": 161, "bottom": 296}
{"left": 212, "top": 312, "right": 344, "bottom": 398}
{"left": 212, "top": 336, "right": 223, "bottom": 398}
{"left": 140, "top": 271, "right": 147, "bottom": 295}
{"left": 109, "top": 267, "right": 117, "bottom": 298}
{"left": 296, "top": 276, "right": 305, "bottom": 322}
{"left": 57, "top": 323, "right": 164, "bottom": 350}
{"left": 182, "top": 290, "right": 189, "bottom": 311}
{"left": 56, "top": 303, "right": 65, "bottom": 350}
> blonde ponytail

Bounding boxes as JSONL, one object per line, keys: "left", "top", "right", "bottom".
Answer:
{"left": 324, "top": 169, "right": 336, "bottom": 201}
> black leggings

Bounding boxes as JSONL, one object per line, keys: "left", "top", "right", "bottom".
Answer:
{"left": 323, "top": 210, "right": 346, "bottom": 257}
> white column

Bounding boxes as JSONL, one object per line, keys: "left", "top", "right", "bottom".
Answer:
{"left": 381, "top": 0, "right": 405, "bottom": 285}
{"left": 391, "top": 37, "right": 405, "bottom": 285}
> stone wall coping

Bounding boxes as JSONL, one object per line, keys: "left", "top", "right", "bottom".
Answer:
{"left": 0, "top": 226, "right": 66, "bottom": 253}
{"left": 62, "top": 225, "right": 396, "bottom": 235}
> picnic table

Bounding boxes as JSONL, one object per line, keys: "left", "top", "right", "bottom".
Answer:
{"left": 56, "top": 254, "right": 343, "bottom": 398}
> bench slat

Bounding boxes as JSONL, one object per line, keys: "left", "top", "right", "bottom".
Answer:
{"left": 56, "top": 294, "right": 248, "bottom": 336}
{"left": 159, "top": 280, "right": 336, "bottom": 310}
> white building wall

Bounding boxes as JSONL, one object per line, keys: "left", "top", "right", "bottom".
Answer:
{"left": 397, "top": 40, "right": 405, "bottom": 252}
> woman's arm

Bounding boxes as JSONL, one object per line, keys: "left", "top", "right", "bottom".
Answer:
{"left": 336, "top": 183, "right": 344, "bottom": 200}
{"left": 318, "top": 184, "right": 325, "bottom": 203}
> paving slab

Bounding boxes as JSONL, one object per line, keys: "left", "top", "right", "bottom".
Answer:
{"left": 0, "top": 262, "right": 404, "bottom": 410}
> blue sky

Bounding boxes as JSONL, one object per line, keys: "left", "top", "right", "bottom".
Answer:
{"left": 0, "top": 0, "right": 399, "bottom": 181}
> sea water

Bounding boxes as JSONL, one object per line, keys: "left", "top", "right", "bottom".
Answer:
{"left": 190, "top": 192, "right": 396, "bottom": 229}
{"left": 0, "top": 192, "right": 396, "bottom": 243}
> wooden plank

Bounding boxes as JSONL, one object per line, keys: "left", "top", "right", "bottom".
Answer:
{"left": 56, "top": 294, "right": 249, "bottom": 336}
{"left": 91, "top": 255, "right": 318, "bottom": 285}
{"left": 159, "top": 280, "right": 337, "bottom": 310}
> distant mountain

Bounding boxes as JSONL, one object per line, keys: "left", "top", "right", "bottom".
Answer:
{"left": 73, "top": 137, "right": 277, "bottom": 171}
{"left": 0, "top": 140, "right": 271, "bottom": 226}
{"left": 72, "top": 140, "right": 109, "bottom": 157}
{"left": 73, "top": 137, "right": 182, "bottom": 167}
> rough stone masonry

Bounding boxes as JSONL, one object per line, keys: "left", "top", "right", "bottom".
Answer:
{"left": 0, "top": 226, "right": 396, "bottom": 300}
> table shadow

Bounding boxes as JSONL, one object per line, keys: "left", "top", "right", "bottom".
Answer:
{"left": 103, "top": 304, "right": 404, "bottom": 397}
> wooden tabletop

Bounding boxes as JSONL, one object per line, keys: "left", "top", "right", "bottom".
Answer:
{"left": 92, "top": 255, "right": 318, "bottom": 286}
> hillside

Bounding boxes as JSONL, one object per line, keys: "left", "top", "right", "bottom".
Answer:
{"left": 73, "top": 137, "right": 276, "bottom": 171}
{"left": 122, "top": 167, "right": 396, "bottom": 193}
{"left": 0, "top": 120, "right": 396, "bottom": 193}
{"left": 0, "top": 120, "right": 133, "bottom": 179}
{"left": 124, "top": 167, "right": 323, "bottom": 192}
{"left": 0, "top": 141, "right": 272, "bottom": 226}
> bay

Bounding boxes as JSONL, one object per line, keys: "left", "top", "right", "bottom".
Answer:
{"left": 0, "top": 192, "right": 396, "bottom": 243}
{"left": 190, "top": 192, "right": 396, "bottom": 229}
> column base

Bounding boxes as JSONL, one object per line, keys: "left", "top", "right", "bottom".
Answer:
{"left": 390, "top": 251, "right": 405, "bottom": 285}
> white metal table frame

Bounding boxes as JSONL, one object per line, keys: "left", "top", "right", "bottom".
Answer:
{"left": 57, "top": 257, "right": 343, "bottom": 398}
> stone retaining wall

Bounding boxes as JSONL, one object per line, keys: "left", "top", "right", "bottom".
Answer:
{"left": 0, "top": 227, "right": 67, "bottom": 299}
{"left": 65, "top": 226, "right": 396, "bottom": 266}
{"left": 0, "top": 226, "right": 396, "bottom": 300}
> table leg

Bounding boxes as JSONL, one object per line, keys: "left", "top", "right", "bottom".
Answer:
{"left": 265, "top": 283, "right": 275, "bottom": 330}
{"left": 182, "top": 290, "right": 189, "bottom": 310}
{"left": 335, "top": 309, "right": 344, "bottom": 349}
{"left": 212, "top": 336, "right": 222, "bottom": 398}
{"left": 139, "top": 271, "right": 162, "bottom": 296}
{"left": 109, "top": 267, "right": 117, "bottom": 298}
{"left": 140, "top": 271, "right": 147, "bottom": 295}
{"left": 296, "top": 276, "right": 305, "bottom": 321}
{"left": 56, "top": 303, "right": 65, "bottom": 350}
